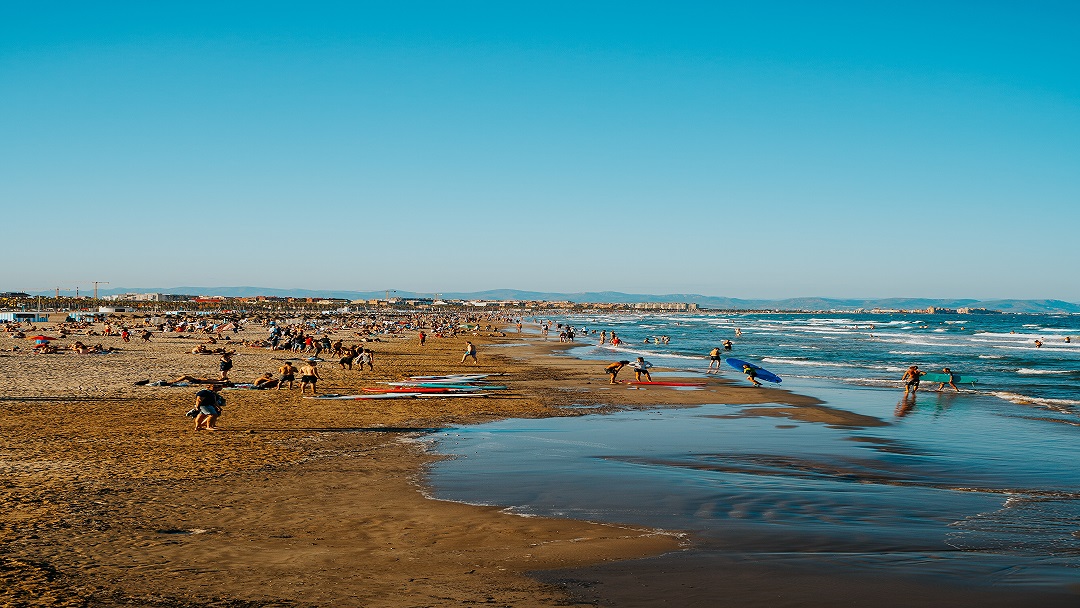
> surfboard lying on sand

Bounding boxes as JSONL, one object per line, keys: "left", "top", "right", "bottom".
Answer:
{"left": 920, "top": 373, "right": 977, "bottom": 384}
{"left": 725, "top": 358, "right": 783, "bottom": 384}
{"left": 408, "top": 374, "right": 491, "bottom": 382}
{"left": 307, "top": 392, "right": 489, "bottom": 400}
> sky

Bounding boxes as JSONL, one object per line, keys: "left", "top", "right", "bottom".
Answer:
{"left": 2, "top": 1, "right": 1078, "bottom": 301}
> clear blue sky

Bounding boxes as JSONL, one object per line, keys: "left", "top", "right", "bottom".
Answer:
{"left": 2, "top": 1, "right": 1077, "bottom": 300}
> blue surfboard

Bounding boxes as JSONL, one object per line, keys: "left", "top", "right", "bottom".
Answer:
{"left": 726, "top": 358, "right": 782, "bottom": 384}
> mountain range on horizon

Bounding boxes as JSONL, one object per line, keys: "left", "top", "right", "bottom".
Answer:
{"left": 18, "top": 286, "right": 1080, "bottom": 314}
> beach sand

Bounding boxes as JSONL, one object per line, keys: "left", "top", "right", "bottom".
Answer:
{"left": 1, "top": 324, "right": 812, "bottom": 606}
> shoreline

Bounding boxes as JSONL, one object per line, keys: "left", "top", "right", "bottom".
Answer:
{"left": 1, "top": 321, "right": 818, "bottom": 606}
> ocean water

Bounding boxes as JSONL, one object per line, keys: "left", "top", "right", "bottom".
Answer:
{"left": 424, "top": 313, "right": 1080, "bottom": 595}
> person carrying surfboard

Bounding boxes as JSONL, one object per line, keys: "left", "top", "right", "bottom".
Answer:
{"left": 742, "top": 364, "right": 762, "bottom": 387}
{"left": 935, "top": 367, "right": 960, "bottom": 393}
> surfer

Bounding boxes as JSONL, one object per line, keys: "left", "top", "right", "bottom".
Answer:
{"left": 606, "top": 360, "right": 630, "bottom": 384}
{"left": 901, "top": 365, "right": 924, "bottom": 394}
{"left": 742, "top": 364, "right": 762, "bottom": 387}
{"left": 935, "top": 367, "right": 960, "bottom": 393}
{"left": 632, "top": 357, "right": 653, "bottom": 382}
{"left": 708, "top": 347, "right": 722, "bottom": 371}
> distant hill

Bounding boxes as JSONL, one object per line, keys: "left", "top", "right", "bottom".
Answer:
{"left": 27, "top": 286, "right": 1080, "bottom": 314}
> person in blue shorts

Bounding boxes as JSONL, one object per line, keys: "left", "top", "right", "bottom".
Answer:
{"left": 193, "top": 385, "right": 225, "bottom": 431}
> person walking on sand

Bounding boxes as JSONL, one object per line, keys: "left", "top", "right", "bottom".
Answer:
{"left": 299, "top": 359, "right": 320, "bottom": 395}
{"left": 708, "top": 347, "right": 722, "bottom": 372}
{"left": 218, "top": 352, "right": 233, "bottom": 381}
{"left": 419, "top": 331, "right": 426, "bottom": 346}
{"left": 193, "top": 384, "right": 225, "bottom": 431}
{"left": 742, "top": 364, "right": 762, "bottom": 387}
{"left": 606, "top": 360, "right": 630, "bottom": 384}
{"left": 935, "top": 367, "right": 961, "bottom": 393}
{"left": 461, "top": 341, "right": 478, "bottom": 364}
{"left": 901, "top": 365, "right": 924, "bottom": 394}
{"left": 632, "top": 357, "right": 654, "bottom": 382}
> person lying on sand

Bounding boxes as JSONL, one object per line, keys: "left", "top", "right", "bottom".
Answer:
{"left": 252, "top": 372, "right": 278, "bottom": 389}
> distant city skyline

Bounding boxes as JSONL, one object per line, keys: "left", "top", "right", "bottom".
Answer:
{"left": 2, "top": 2, "right": 1077, "bottom": 300}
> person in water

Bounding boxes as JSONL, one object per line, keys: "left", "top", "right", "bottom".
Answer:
{"left": 742, "top": 364, "right": 762, "bottom": 387}
{"left": 901, "top": 365, "right": 924, "bottom": 394}
{"left": 708, "top": 347, "right": 722, "bottom": 372}
{"left": 935, "top": 367, "right": 960, "bottom": 392}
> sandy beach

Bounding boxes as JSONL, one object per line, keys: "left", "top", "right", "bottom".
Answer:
{"left": 1, "top": 320, "right": 818, "bottom": 606}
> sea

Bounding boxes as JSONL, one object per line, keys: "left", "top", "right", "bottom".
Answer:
{"left": 422, "top": 312, "right": 1080, "bottom": 604}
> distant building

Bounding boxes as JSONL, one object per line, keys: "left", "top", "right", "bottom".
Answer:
{"left": 633, "top": 302, "right": 699, "bottom": 312}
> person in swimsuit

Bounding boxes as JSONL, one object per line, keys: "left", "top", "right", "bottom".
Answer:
{"left": 935, "top": 367, "right": 960, "bottom": 392}
{"left": 461, "top": 341, "right": 478, "bottom": 364}
{"left": 605, "top": 360, "right": 630, "bottom": 384}
{"left": 299, "top": 359, "right": 320, "bottom": 395}
{"left": 742, "top": 364, "right": 762, "bottom": 387}
{"left": 219, "top": 352, "right": 234, "bottom": 381}
{"left": 901, "top": 365, "right": 924, "bottom": 394}
{"left": 708, "top": 347, "right": 722, "bottom": 371}
{"left": 277, "top": 361, "right": 297, "bottom": 389}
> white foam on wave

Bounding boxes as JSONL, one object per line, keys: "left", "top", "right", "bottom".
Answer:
{"left": 979, "top": 355, "right": 1004, "bottom": 359}
{"left": 991, "top": 392, "right": 1080, "bottom": 410}
{"left": 1016, "top": 368, "right": 1073, "bottom": 375}
{"left": 763, "top": 357, "right": 856, "bottom": 368}
{"left": 889, "top": 351, "right": 931, "bottom": 356}
{"left": 595, "top": 344, "right": 705, "bottom": 361}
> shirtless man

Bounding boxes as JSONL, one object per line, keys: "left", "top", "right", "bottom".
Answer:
{"left": 708, "top": 347, "right": 722, "bottom": 372}
{"left": 461, "top": 341, "right": 478, "bottom": 364}
{"left": 901, "top": 365, "right": 924, "bottom": 394}
{"left": 252, "top": 372, "right": 278, "bottom": 389}
{"left": 277, "top": 361, "right": 297, "bottom": 389}
{"left": 299, "top": 359, "right": 320, "bottom": 395}
{"left": 605, "top": 360, "right": 630, "bottom": 384}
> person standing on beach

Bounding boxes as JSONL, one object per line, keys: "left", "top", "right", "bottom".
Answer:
{"left": 218, "top": 352, "right": 233, "bottom": 381}
{"left": 277, "top": 361, "right": 296, "bottom": 389}
{"left": 461, "top": 341, "right": 478, "bottom": 364}
{"left": 632, "top": 357, "right": 654, "bottom": 382}
{"left": 935, "top": 367, "right": 960, "bottom": 393}
{"left": 708, "top": 347, "right": 722, "bottom": 372}
{"left": 606, "top": 360, "right": 630, "bottom": 384}
{"left": 299, "top": 359, "right": 320, "bottom": 395}
{"left": 418, "top": 331, "right": 426, "bottom": 346}
{"left": 193, "top": 384, "right": 225, "bottom": 431}
{"left": 901, "top": 365, "right": 924, "bottom": 394}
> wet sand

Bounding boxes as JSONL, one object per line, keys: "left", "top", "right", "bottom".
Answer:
{"left": 1, "top": 325, "right": 805, "bottom": 606}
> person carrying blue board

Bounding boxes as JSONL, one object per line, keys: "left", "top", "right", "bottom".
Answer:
{"left": 742, "top": 364, "right": 762, "bottom": 387}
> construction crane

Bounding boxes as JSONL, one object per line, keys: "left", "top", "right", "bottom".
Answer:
{"left": 91, "top": 281, "right": 110, "bottom": 300}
